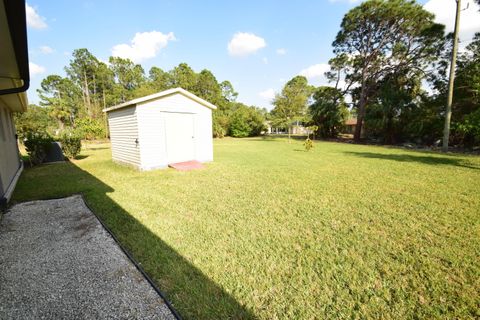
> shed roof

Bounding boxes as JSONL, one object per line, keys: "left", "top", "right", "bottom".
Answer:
{"left": 103, "top": 87, "right": 217, "bottom": 113}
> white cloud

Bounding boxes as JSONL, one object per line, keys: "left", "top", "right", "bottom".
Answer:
{"left": 276, "top": 48, "right": 287, "bottom": 55}
{"left": 259, "top": 88, "right": 276, "bottom": 100}
{"left": 25, "top": 4, "right": 47, "bottom": 29}
{"left": 39, "top": 45, "right": 54, "bottom": 54}
{"left": 29, "top": 62, "right": 46, "bottom": 76}
{"left": 111, "top": 31, "right": 176, "bottom": 63}
{"left": 424, "top": 0, "right": 480, "bottom": 43}
{"left": 228, "top": 32, "right": 266, "bottom": 57}
{"left": 299, "top": 63, "right": 330, "bottom": 81}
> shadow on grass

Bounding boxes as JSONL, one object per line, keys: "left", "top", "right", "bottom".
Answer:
{"left": 344, "top": 151, "right": 479, "bottom": 170}
{"left": 73, "top": 155, "right": 89, "bottom": 160}
{"left": 84, "top": 147, "right": 110, "bottom": 150}
{"left": 12, "top": 162, "right": 255, "bottom": 319}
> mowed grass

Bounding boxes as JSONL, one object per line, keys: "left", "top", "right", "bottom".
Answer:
{"left": 12, "top": 138, "right": 480, "bottom": 319}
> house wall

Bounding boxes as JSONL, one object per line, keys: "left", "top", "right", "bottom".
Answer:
{"left": 107, "top": 106, "right": 141, "bottom": 168}
{"left": 0, "top": 102, "right": 21, "bottom": 201}
{"left": 136, "top": 93, "right": 213, "bottom": 170}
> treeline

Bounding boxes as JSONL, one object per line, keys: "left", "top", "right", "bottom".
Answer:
{"left": 16, "top": 49, "right": 267, "bottom": 139}
{"left": 269, "top": 0, "right": 480, "bottom": 149}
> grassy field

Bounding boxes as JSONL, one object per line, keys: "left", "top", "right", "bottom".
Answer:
{"left": 12, "top": 138, "right": 480, "bottom": 319}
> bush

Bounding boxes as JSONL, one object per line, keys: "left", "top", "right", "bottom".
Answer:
{"left": 23, "top": 131, "right": 54, "bottom": 165}
{"left": 75, "top": 118, "right": 106, "bottom": 140}
{"left": 213, "top": 111, "right": 229, "bottom": 138}
{"left": 304, "top": 138, "right": 314, "bottom": 151}
{"left": 59, "top": 133, "right": 82, "bottom": 159}
{"left": 228, "top": 104, "right": 266, "bottom": 137}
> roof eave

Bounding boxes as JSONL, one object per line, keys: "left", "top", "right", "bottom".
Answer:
{"left": 103, "top": 88, "right": 218, "bottom": 113}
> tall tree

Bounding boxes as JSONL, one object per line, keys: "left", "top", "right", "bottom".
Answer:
{"left": 271, "top": 76, "right": 312, "bottom": 141}
{"left": 309, "top": 86, "right": 349, "bottom": 138}
{"left": 168, "top": 63, "right": 197, "bottom": 92}
{"left": 149, "top": 66, "right": 171, "bottom": 92}
{"left": 449, "top": 32, "right": 480, "bottom": 146}
{"left": 195, "top": 69, "right": 222, "bottom": 105}
{"left": 109, "top": 56, "right": 146, "bottom": 103}
{"left": 38, "top": 75, "right": 80, "bottom": 130}
{"left": 220, "top": 81, "right": 238, "bottom": 104}
{"left": 65, "top": 49, "right": 100, "bottom": 117}
{"left": 331, "top": 0, "right": 444, "bottom": 142}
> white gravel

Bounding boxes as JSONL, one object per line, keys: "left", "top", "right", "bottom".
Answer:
{"left": 0, "top": 195, "right": 176, "bottom": 319}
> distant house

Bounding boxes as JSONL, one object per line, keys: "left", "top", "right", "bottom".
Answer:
{"left": 266, "top": 120, "right": 309, "bottom": 135}
{"left": 344, "top": 118, "right": 357, "bottom": 134}
{"left": 104, "top": 88, "right": 216, "bottom": 170}
{"left": 0, "top": 0, "right": 29, "bottom": 207}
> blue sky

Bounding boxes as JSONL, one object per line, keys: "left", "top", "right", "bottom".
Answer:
{"left": 25, "top": 0, "right": 480, "bottom": 110}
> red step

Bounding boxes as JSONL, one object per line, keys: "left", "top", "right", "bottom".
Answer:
{"left": 168, "top": 160, "right": 204, "bottom": 171}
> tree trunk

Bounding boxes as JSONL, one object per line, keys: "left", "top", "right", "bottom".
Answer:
{"left": 84, "top": 70, "right": 91, "bottom": 117}
{"left": 354, "top": 85, "right": 367, "bottom": 142}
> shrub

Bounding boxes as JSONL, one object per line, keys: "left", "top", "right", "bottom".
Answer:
{"left": 229, "top": 104, "right": 266, "bottom": 137}
{"left": 75, "top": 118, "right": 106, "bottom": 140}
{"left": 213, "top": 111, "right": 229, "bottom": 138}
{"left": 304, "top": 138, "right": 314, "bottom": 151}
{"left": 59, "top": 132, "right": 82, "bottom": 159}
{"left": 23, "top": 131, "right": 54, "bottom": 165}
{"left": 213, "top": 122, "right": 226, "bottom": 138}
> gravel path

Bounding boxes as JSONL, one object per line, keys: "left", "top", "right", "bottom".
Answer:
{"left": 0, "top": 195, "right": 176, "bottom": 320}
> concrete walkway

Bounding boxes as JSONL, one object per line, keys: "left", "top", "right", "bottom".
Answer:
{"left": 0, "top": 196, "right": 176, "bottom": 319}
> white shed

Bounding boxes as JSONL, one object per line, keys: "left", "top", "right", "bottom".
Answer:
{"left": 103, "top": 88, "right": 216, "bottom": 170}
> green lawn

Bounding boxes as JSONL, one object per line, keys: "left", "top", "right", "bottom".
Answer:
{"left": 12, "top": 138, "right": 480, "bottom": 319}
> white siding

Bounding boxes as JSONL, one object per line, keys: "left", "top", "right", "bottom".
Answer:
{"left": 107, "top": 106, "right": 141, "bottom": 167}
{"left": 136, "top": 104, "right": 167, "bottom": 170}
{"left": 0, "top": 103, "right": 21, "bottom": 197}
{"left": 136, "top": 93, "right": 213, "bottom": 169}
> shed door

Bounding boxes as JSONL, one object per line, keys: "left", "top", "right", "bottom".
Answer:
{"left": 164, "top": 112, "right": 195, "bottom": 164}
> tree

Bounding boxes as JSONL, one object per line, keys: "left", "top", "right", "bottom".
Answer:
{"left": 220, "top": 81, "right": 238, "bottom": 104}
{"left": 228, "top": 103, "right": 266, "bottom": 137}
{"left": 450, "top": 32, "right": 480, "bottom": 147}
{"left": 149, "top": 66, "right": 171, "bottom": 92}
{"left": 331, "top": 0, "right": 445, "bottom": 142}
{"left": 65, "top": 48, "right": 100, "bottom": 117}
{"left": 14, "top": 104, "right": 55, "bottom": 138}
{"left": 95, "top": 62, "right": 115, "bottom": 111}
{"left": 109, "top": 56, "right": 146, "bottom": 102}
{"left": 38, "top": 75, "right": 80, "bottom": 130}
{"left": 194, "top": 69, "right": 222, "bottom": 105}
{"left": 271, "top": 76, "right": 312, "bottom": 141}
{"left": 168, "top": 63, "right": 197, "bottom": 92}
{"left": 309, "top": 86, "right": 349, "bottom": 138}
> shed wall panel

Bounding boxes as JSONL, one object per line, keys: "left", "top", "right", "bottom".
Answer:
{"left": 107, "top": 106, "right": 141, "bottom": 167}
{"left": 136, "top": 105, "right": 167, "bottom": 169}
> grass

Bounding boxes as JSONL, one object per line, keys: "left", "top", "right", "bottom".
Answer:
{"left": 12, "top": 138, "right": 480, "bottom": 319}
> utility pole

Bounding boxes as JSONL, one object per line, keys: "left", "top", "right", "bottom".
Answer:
{"left": 442, "top": 0, "right": 462, "bottom": 152}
